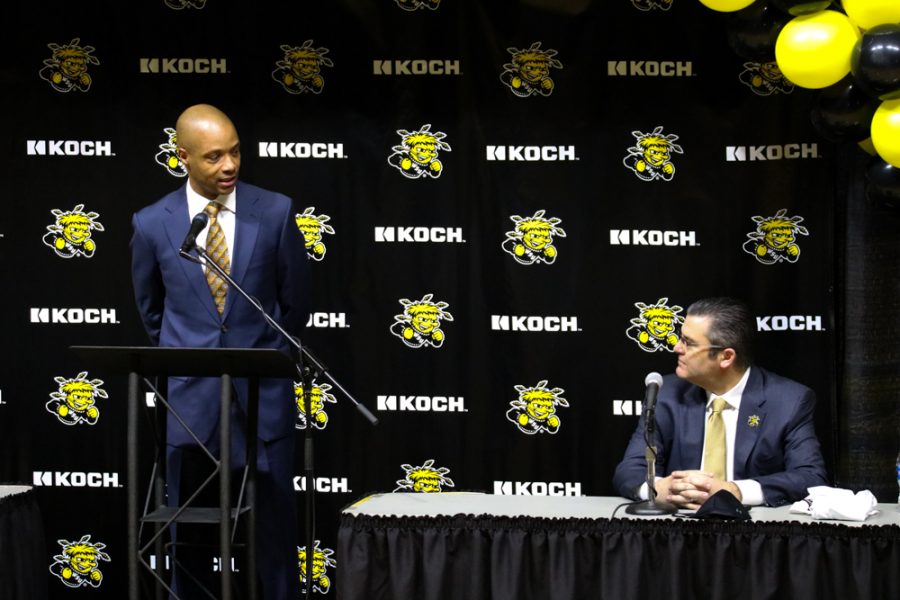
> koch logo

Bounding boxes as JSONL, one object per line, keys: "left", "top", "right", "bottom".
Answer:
{"left": 607, "top": 61, "right": 694, "bottom": 77}
{"left": 494, "top": 481, "right": 583, "bottom": 496}
{"left": 610, "top": 229, "right": 698, "bottom": 247}
{"left": 27, "top": 140, "right": 113, "bottom": 157}
{"left": 756, "top": 315, "right": 825, "bottom": 332}
{"left": 293, "top": 476, "right": 350, "bottom": 493}
{"left": 306, "top": 312, "right": 349, "bottom": 328}
{"left": 258, "top": 142, "right": 346, "bottom": 159}
{"left": 30, "top": 308, "right": 118, "bottom": 324}
{"left": 486, "top": 145, "right": 578, "bottom": 161}
{"left": 373, "top": 59, "right": 461, "bottom": 75}
{"left": 491, "top": 315, "right": 581, "bottom": 332}
{"left": 375, "top": 226, "right": 465, "bottom": 243}
{"left": 377, "top": 395, "right": 467, "bottom": 412}
{"left": 726, "top": 143, "right": 820, "bottom": 162}
{"left": 139, "top": 58, "right": 227, "bottom": 74}
{"left": 33, "top": 471, "right": 121, "bottom": 488}
{"left": 613, "top": 399, "right": 643, "bottom": 416}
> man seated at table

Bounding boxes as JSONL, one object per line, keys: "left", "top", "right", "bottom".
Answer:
{"left": 612, "top": 297, "right": 828, "bottom": 508}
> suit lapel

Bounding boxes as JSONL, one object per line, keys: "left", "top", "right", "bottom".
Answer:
{"left": 162, "top": 186, "right": 220, "bottom": 321}
{"left": 224, "top": 184, "right": 261, "bottom": 320}
{"left": 734, "top": 367, "right": 766, "bottom": 479}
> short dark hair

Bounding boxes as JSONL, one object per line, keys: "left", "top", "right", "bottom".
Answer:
{"left": 686, "top": 297, "right": 754, "bottom": 368}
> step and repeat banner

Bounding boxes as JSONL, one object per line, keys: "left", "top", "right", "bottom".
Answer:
{"left": 3, "top": 0, "right": 837, "bottom": 596}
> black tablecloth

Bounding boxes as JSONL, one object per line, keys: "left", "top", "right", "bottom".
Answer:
{"left": 338, "top": 497, "right": 900, "bottom": 600}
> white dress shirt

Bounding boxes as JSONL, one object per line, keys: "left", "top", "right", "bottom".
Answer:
{"left": 700, "top": 367, "right": 764, "bottom": 506}
{"left": 185, "top": 183, "right": 236, "bottom": 273}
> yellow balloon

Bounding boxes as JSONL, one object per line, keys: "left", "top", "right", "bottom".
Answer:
{"left": 697, "top": 0, "right": 755, "bottom": 12}
{"left": 871, "top": 99, "right": 900, "bottom": 168}
{"left": 842, "top": 0, "right": 900, "bottom": 32}
{"left": 775, "top": 10, "right": 862, "bottom": 89}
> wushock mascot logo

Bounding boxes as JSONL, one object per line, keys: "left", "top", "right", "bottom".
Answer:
{"left": 500, "top": 42, "right": 563, "bottom": 98}
{"left": 501, "top": 210, "right": 566, "bottom": 265}
{"left": 298, "top": 540, "right": 336, "bottom": 594}
{"left": 395, "top": 0, "right": 441, "bottom": 10}
{"left": 39, "top": 38, "right": 100, "bottom": 93}
{"left": 49, "top": 535, "right": 110, "bottom": 588}
{"left": 387, "top": 124, "right": 451, "bottom": 179}
{"left": 742, "top": 208, "right": 808, "bottom": 264}
{"left": 295, "top": 207, "right": 335, "bottom": 261}
{"left": 390, "top": 294, "right": 454, "bottom": 348}
{"left": 165, "top": 0, "right": 206, "bottom": 9}
{"left": 46, "top": 372, "right": 107, "bottom": 426}
{"left": 294, "top": 380, "right": 337, "bottom": 430}
{"left": 739, "top": 62, "right": 794, "bottom": 96}
{"left": 623, "top": 126, "right": 683, "bottom": 181}
{"left": 42, "top": 204, "right": 105, "bottom": 258}
{"left": 155, "top": 127, "right": 187, "bottom": 177}
{"left": 506, "top": 380, "right": 568, "bottom": 435}
{"left": 626, "top": 298, "right": 684, "bottom": 353}
{"left": 272, "top": 41, "right": 333, "bottom": 95}
{"left": 394, "top": 459, "right": 455, "bottom": 492}
{"left": 631, "top": 0, "right": 673, "bottom": 10}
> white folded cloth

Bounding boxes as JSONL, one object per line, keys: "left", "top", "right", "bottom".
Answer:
{"left": 789, "top": 486, "right": 879, "bottom": 522}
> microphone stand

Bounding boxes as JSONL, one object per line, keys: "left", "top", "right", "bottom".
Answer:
{"left": 180, "top": 247, "right": 378, "bottom": 597}
{"left": 625, "top": 400, "right": 676, "bottom": 516}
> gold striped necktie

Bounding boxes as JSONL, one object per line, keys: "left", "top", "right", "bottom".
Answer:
{"left": 204, "top": 202, "right": 231, "bottom": 315}
{"left": 703, "top": 396, "right": 729, "bottom": 481}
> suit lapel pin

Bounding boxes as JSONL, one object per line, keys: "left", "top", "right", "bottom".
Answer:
{"left": 747, "top": 415, "right": 761, "bottom": 428}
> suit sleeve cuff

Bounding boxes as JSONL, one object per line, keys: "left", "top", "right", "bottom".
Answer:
{"left": 734, "top": 479, "right": 764, "bottom": 506}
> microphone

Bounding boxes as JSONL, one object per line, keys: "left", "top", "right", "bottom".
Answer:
{"left": 180, "top": 212, "right": 209, "bottom": 254}
{"left": 644, "top": 371, "right": 663, "bottom": 415}
{"left": 625, "top": 371, "right": 676, "bottom": 515}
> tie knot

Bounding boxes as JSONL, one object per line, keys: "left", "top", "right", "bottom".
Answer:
{"left": 205, "top": 202, "right": 222, "bottom": 218}
{"left": 712, "top": 397, "right": 729, "bottom": 413}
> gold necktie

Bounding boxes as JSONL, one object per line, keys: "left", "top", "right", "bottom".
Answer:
{"left": 204, "top": 202, "right": 231, "bottom": 315}
{"left": 703, "top": 397, "right": 729, "bottom": 481}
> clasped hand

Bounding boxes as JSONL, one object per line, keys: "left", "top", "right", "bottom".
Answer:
{"left": 656, "top": 470, "right": 742, "bottom": 510}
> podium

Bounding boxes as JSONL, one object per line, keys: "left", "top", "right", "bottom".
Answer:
{"left": 70, "top": 346, "right": 298, "bottom": 600}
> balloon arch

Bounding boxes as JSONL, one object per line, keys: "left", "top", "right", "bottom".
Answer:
{"left": 702, "top": 0, "right": 900, "bottom": 206}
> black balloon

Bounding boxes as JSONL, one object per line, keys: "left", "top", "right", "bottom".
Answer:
{"left": 769, "top": 0, "right": 832, "bottom": 16}
{"left": 851, "top": 24, "right": 900, "bottom": 101}
{"left": 810, "top": 75, "right": 880, "bottom": 143}
{"left": 726, "top": 1, "right": 791, "bottom": 61}
{"left": 866, "top": 158, "right": 900, "bottom": 210}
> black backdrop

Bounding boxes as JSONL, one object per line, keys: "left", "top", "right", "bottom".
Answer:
{"left": 3, "top": 0, "right": 885, "bottom": 597}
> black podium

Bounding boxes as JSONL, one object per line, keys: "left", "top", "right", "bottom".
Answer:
{"left": 70, "top": 346, "right": 298, "bottom": 600}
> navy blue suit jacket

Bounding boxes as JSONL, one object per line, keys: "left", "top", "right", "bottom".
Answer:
{"left": 612, "top": 367, "right": 828, "bottom": 506}
{"left": 131, "top": 182, "right": 310, "bottom": 447}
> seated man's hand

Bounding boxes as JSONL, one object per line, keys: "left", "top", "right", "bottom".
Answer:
{"left": 659, "top": 470, "right": 743, "bottom": 510}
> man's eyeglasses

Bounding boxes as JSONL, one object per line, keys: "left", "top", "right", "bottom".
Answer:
{"left": 678, "top": 338, "right": 727, "bottom": 352}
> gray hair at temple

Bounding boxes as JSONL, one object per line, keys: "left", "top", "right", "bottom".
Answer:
{"left": 686, "top": 297, "right": 754, "bottom": 369}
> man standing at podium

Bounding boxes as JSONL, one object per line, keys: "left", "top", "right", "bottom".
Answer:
{"left": 613, "top": 297, "right": 827, "bottom": 509}
{"left": 131, "top": 103, "right": 310, "bottom": 599}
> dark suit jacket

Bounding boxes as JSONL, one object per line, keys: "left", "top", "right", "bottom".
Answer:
{"left": 612, "top": 367, "right": 828, "bottom": 506}
{"left": 130, "top": 181, "right": 310, "bottom": 447}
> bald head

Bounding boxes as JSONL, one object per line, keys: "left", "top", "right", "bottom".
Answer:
{"left": 175, "top": 104, "right": 241, "bottom": 199}
{"left": 175, "top": 104, "right": 236, "bottom": 152}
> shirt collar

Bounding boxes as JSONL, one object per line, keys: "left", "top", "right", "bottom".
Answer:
{"left": 706, "top": 366, "right": 751, "bottom": 410}
{"left": 185, "top": 182, "right": 237, "bottom": 215}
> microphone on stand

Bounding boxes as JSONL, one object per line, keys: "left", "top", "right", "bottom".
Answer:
{"left": 625, "top": 372, "right": 677, "bottom": 515}
{"left": 179, "top": 212, "right": 209, "bottom": 256}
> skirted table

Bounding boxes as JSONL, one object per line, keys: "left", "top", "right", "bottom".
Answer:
{"left": 337, "top": 492, "right": 900, "bottom": 600}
